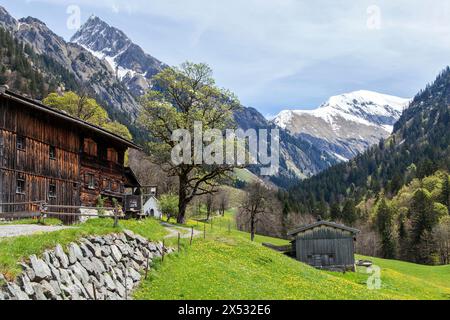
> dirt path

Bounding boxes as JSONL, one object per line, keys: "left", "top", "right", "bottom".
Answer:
{"left": 160, "top": 222, "right": 202, "bottom": 239}
{"left": 0, "top": 224, "right": 72, "bottom": 238}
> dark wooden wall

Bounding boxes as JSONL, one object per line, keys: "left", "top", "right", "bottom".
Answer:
{"left": 294, "top": 226, "right": 356, "bottom": 268}
{"left": 0, "top": 97, "right": 80, "bottom": 213}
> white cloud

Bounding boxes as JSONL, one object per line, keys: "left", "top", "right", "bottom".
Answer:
{"left": 16, "top": 0, "right": 450, "bottom": 113}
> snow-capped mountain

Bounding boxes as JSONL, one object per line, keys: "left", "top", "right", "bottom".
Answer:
{"left": 273, "top": 90, "right": 410, "bottom": 161}
{"left": 71, "top": 15, "right": 166, "bottom": 96}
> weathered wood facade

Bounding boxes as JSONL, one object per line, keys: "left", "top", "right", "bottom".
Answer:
{"left": 288, "top": 221, "right": 359, "bottom": 271}
{"left": 0, "top": 87, "right": 141, "bottom": 218}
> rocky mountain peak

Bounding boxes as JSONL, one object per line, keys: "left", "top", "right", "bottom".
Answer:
{"left": 71, "top": 15, "right": 131, "bottom": 57}
{"left": 70, "top": 14, "right": 166, "bottom": 96}
{"left": 273, "top": 90, "right": 411, "bottom": 162}
{"left": 0, "top": 5, "right": 18, "bottom": 30}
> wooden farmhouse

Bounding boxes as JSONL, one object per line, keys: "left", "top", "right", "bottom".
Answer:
{"left": 0, "top": 87, "right": 142, "bottom": 220}
{"left": 288, "top": 220, "right": 359, "bottom": 271}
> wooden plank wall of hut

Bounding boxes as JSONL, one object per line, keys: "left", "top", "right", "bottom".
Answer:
{"left": 295, "top": 226, "right": 355, "bottom": 267}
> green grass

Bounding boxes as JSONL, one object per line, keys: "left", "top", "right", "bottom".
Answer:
{"left": 135, "top": 210, "right": 449, "bottom": 300}
{"left": 0, "top": 218, "right": 167, "bottom": 279}
{"left": 0, "top": 218, "right": 63, "bottom": 226}
{"left": 134, "top": 233, "right": 397, "bottom": 300}
{"left": 1, "top": 212, "right": 449, "bottom": 300}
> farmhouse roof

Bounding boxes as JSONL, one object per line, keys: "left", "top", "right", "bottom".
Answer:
{"left": 287, "top": 220, "right": 360, "bottom": 236}
{"left": 0, "top": 87, "right": 142, "bottom": 150}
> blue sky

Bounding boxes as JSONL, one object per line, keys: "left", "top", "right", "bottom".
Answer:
{"left": 2, "top": 0, "right": 450, "bottom": 117}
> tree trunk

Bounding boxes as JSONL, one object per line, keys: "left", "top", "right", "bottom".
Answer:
{"left": 250, "top": 214, "right": 255, "bottom": 242}
{"left": 177, "top": 174, "right": 188, "bottom": 224}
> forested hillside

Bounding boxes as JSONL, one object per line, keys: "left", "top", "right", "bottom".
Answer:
{"left": 0, "top": 27, "right": 79, "bottom": 98}
{"left": 282, "top": 68, "right": 450, "bottom": 265}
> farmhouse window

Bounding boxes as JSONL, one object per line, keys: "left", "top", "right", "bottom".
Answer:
{"left": 83, "top": 138, "right": 97, "bottom": 156}
{"left": 107, "top": 148, "right": 118, "bottom": 163}
{"left": 104, "top": 179, "right": 112, "bottom": 191}
{"left": 17, "top": 136, "right": 25, "bottom": 150}
{"left": 16, "top": 178, "right": 25, "bottom": 194}
{"left": 87, "top": 174, "right": 95, "bottom": 189}
{"left": 49, "top": 183, "right": 57, "bottom": 198}
{"left": 49, "top": 146, "right": 56, "bottom": 160}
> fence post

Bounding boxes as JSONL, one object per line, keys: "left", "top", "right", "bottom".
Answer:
{"left": 39, "top": 202, "right": 47, "bottom": 225}
{"left": 203, "top": 223, "right": 206, "bottom": 239}
{"left": 190, "top": 227, "right": 194, "bottom": 245}
{"left": 145, "top": 252, "right": 150, "bottom": 280}
{"left": 162, "top": 239, "right": 165, "bottom": 262}
{"left": 177, "top": 232, "right": 181, "bottom": 252}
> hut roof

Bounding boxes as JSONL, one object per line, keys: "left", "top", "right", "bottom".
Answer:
{"left": 0, "top": 87, "right": 142, "bottom": 150}
{"left": 287, "top": 220, "right": 360, "bottom": 236}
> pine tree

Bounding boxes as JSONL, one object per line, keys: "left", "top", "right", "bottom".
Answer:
{"left": 375, "top": 198, "right": 397, "bottom": 259}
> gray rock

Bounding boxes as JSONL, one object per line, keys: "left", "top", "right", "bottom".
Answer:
{"left": 55, "top": 244, "right": 69, "bottom": 268}
{"left": 103, "top": 255, "right": 117, "bottom": 268}
{"left": 49, "top": 251, "right": 61, "bottom": 268}
{"left": 59, "top": 269, "right": 72, "bottom": 286}
{"left": 101, "top": 246, "right": 112, "bottom": 257}
{"left": 79, "top": 243, "right": 93, "bottom": 258}
{"left": 115, "top": 280, "right": 126, "bottom": 298}
{"left": 117, "top": 233, "right": 127, "bottom": 243}
{"left": 29, "top": 255, "right": 52, "bottom": 281}
{"left": 31, "top": 283, "right": 47, "bottom": 300}
{"left": 132, "top": 249, "right": 146, "bottom": 264}
{"left": 128, "top": 268, "right": 141, "bottom": 282}
{"left": 79, "top": 258, "right": 95, "bottom": 274}
{"left": 147, "top": 242, "right": 157, "bottom": 252}
{"left": 49, "top": 264, "right": 61, "bottom": 283}
{"left": 110, "top": 245, "right": 122, "bottom": 262}
{"left": 113, "top": 267, "right": 124, "bottom": 283}
{"left": 115, "top": 241, "right": 131, "bottom": 256}
{"left": 49, "top": 280, "right": 62, "bottom": 296}
{"left": 70, "top": 262, "right": 90, "bottom": 284}
{"left": 82, "top": 240, "right": 102, "bottom": 257}
{"left": 6, "top": 283, "right": 29, "bottom": 300}
{"left": 19, "top": 275, "right": 34, "bottom": 296}
{"left": 106, "top": 290, "right": 121, "bottom": 300}
{"left": 40, "top": 280, "right": 58, "bottom": 300}
{"left": 123, "top": 229, "right": 137, "bottom": 241}
{"left": 103, "top": 273, "right": 116, "bottom": 291}
{"left": 135, "top": 234, "right": 148, "bottom": 245}
{"left": 19, "top": 262, "right": 36, "bottom": 281}
{"left": 68, "top": 243, "right": 83, "bottom": 264}
{"left": 90, "top": 257, "right": 106, "bottom": 276}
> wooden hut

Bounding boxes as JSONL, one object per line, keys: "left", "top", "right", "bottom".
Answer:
{"left": 0, "top": 86, "right": 142, "bottom": 221}
{"left": 288, "top": 220, "right": 359, "bottom": 271}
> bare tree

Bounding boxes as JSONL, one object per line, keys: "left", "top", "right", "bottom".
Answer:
{"left": 217, "top": 188, "right": 230, "bottom": 216}
{"left": 205, "top": 192, "right": 216, "bottom": 221}
{"left": 239, "top": 182, "right": 269, "bottom": 241}
{"left": 433, "top": 216, "right": 450, "bottom": 265}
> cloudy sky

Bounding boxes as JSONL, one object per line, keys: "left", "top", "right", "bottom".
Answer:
{"left": 2, "top": 0, "right": 450, "bottom": 117}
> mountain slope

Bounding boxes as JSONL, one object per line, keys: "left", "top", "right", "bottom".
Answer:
{"left": 0, "top": 6, "right": 139, "bottom": 118}
{"left": 71, "top": 15, "right": 166, "bottom": 96}
{"left": 273, "top": 90, "right": 410, "bottom": 161}
{"left": 286, "top": 67, "right": 450, "bottom": 213}
{"left": 234, "top": 107, "right": 337, "bottom": 187}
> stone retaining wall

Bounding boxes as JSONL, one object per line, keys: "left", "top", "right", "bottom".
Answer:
{"left": 0, "top": 230, "right": 172, "bottom": 300}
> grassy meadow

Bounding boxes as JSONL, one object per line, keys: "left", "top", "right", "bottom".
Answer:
{"left": 0, "top": 212, "right": 449, "bottom": 300}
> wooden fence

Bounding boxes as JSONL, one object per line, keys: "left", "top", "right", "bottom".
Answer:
{"left": 0, "top": 201, "right": 123, "bottom": 226}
